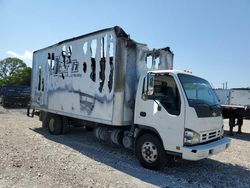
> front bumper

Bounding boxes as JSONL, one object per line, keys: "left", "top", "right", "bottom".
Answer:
{"left": 182, "top": 137, "right": 231, "bottom": 161}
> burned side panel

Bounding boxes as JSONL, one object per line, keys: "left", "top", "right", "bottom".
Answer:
{"left": 123, "top": 42, "right": 138, "bottom": 123}
{"left": 31, "top": 30, "right": 117, "bottom": 124}
{"left": 31, "top": 26, "right": 174, "bottom": 126}
{"left": 120, "top": 42, "right": 174, "bottom": 124}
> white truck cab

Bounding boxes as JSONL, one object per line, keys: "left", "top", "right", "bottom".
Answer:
{"left": 134, "top": 70, "right": 230, "bottom": 167}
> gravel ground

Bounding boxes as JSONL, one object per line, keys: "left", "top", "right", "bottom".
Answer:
{"left": 0, "top": 106, "right": 250, "bottom": 188}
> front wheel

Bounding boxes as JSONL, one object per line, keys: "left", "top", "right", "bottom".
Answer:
{"left": 136, "top": 133, "right": 167, "bottom": 170}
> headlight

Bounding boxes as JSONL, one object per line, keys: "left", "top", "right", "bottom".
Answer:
{"left": 184, "top": 129, "right": 200, "bottom": 145}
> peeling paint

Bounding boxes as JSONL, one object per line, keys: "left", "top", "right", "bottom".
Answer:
{"left": 31, "top": 26, "right": 174, "bottom": 125}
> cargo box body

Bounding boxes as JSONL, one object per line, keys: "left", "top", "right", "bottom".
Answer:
{"left": 31, "top": 26, "right": 173, "bottom": 126}
{"left": 228, "top": 89, "right": 250, "bottom": 106}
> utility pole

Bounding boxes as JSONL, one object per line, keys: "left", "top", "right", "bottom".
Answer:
{"left": 222, "top": 82, "right": 228, "bottom": 89}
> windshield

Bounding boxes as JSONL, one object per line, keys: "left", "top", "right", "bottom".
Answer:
{"left": 178, "top": 74, "right": 220, "bottom": 107}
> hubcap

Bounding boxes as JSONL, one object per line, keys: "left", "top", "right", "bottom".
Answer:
{"left": 49, "top": 119, "right": 55, "bottom": 132}
{"left": 141, "top": 141, "right": 158, "bottom": 163}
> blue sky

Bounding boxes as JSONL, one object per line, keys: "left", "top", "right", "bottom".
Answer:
{"left": 0, "top": 0, "right": 249, "bottom": 88}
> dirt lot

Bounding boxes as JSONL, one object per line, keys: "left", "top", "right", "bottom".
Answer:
{"left": 0, "top": 107, "right": 250, "bottom": 188}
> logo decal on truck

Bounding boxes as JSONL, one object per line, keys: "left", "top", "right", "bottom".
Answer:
{"left": 48, "top": 47, "right": 80, "bottom": 78}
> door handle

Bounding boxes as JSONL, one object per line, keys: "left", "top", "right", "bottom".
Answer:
{"left": 140, "top": 112, "right": 146, "bottom": 117}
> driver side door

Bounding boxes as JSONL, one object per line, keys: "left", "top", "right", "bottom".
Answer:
{"left": 135, "top": 74, "right": 185, "bottom": 153}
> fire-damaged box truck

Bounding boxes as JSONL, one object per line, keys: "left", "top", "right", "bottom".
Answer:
{"left": 29, "top": 26, "right": 230, "bottom": 169}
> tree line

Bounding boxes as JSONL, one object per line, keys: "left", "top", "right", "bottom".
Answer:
{"left": 0, "top": 57, "right": 31, "bottom": 86}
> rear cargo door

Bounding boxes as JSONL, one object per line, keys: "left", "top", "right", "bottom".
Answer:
{"left": 33, "top": 53, "right": 48, "bottom": 107}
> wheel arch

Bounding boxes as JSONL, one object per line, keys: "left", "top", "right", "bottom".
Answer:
{"left": 134, "top": 125, "right": 165, "bottom": 152}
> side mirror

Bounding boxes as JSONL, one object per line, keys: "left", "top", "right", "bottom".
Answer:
{"left": 147, "top": 74, "right": 154, "bottom": 95}
{"left": 142, "top": 73, "right": 155, "bottom": 101}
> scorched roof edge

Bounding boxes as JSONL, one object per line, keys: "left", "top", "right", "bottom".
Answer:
{"left": 34, "top": 26, "right": 129, "bottom": 53}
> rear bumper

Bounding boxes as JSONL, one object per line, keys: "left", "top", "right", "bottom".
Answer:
{"left": 182, "top": 137, "right": 231, "bottom": 161}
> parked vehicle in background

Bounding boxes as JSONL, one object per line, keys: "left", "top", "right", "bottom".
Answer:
{"left": 29, "top": 26, "right": 230, "bottom": 169}
{"left": 214, "top": 89, "right": 230, "bottom": 105}
{"left": 215, "top": 88, "right": 250, "bottom": 135}
{"left": 0, "top": 85, "right": 30, "bottom": 107}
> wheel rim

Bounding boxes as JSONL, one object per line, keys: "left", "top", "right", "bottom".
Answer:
{"left": 49, "top": 118, "right": 55, "bottom": 132}
{"left": 141, "top": 141, "right": 158, "bottom": 163}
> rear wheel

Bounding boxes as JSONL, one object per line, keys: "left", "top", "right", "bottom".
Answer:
{"left": 136, "top": 133, "right": 167, "bottom": 170}
{"left": 61, "top": 116, "right": 70, "bottom": 134}
{"left": 48, "top": 114, "right": 62, "bottom": 135}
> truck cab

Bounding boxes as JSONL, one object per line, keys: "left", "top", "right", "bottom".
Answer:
{"left": 134, "top": 70, "right": 230, "bottom": 169}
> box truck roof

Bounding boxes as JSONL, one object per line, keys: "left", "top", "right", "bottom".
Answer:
{"left": 34, "top": 26, "right": 142, "bottom": 53}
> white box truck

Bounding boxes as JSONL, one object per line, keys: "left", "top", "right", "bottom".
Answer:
{"left": 29, "top": 26, "right": 230, "bottom": 169}
{"left": 220, "top": 89, "right": 250, "bottom": 135}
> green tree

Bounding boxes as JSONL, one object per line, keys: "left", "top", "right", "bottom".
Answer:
{"left": 5, "top": 67, "right": 32, "bottom": 86}
{"left": 0, "top": 58, "right": 26, "bottom": 78}
{"left": 0, "top": 57, "right": 31, "bottom": 86}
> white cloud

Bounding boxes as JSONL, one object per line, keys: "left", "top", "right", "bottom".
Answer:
{"left": 6, "top": 50, "right": 33, "bottom": 60}
{"left": 6, "top": 50, "right": 33, "bottom": 67}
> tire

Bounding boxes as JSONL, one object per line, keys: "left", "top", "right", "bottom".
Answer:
{"left": 136, "top": 133, "right": 167, "bottom": 170}
{"left": 62, "top": 116, "right": 70, "bottom": 134}
{"left": 41, "top": 111, "right": 49, "bottom": 128}
{"left": 47, "top": 114, "right": 63, "bottom": 135}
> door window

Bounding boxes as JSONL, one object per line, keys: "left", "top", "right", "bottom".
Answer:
{"left": 153, "top": 75, "right": 181, "bottom": 115}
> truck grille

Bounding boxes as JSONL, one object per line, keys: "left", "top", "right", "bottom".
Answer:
{"left": 201, "top": 129, "right": 221, "bottom": 143}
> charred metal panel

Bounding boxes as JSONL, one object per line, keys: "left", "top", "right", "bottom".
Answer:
{"left": 123, "top": 42, "right": 137, "bottom": 122}
{"left": 32, "top": 28, "right": 118, "bottom": 124}
{"left": 31, "top": 26, "right": 174, "bottom": 126}
{"left": 112, "top": 38, "right": 127, "bottom": 125}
